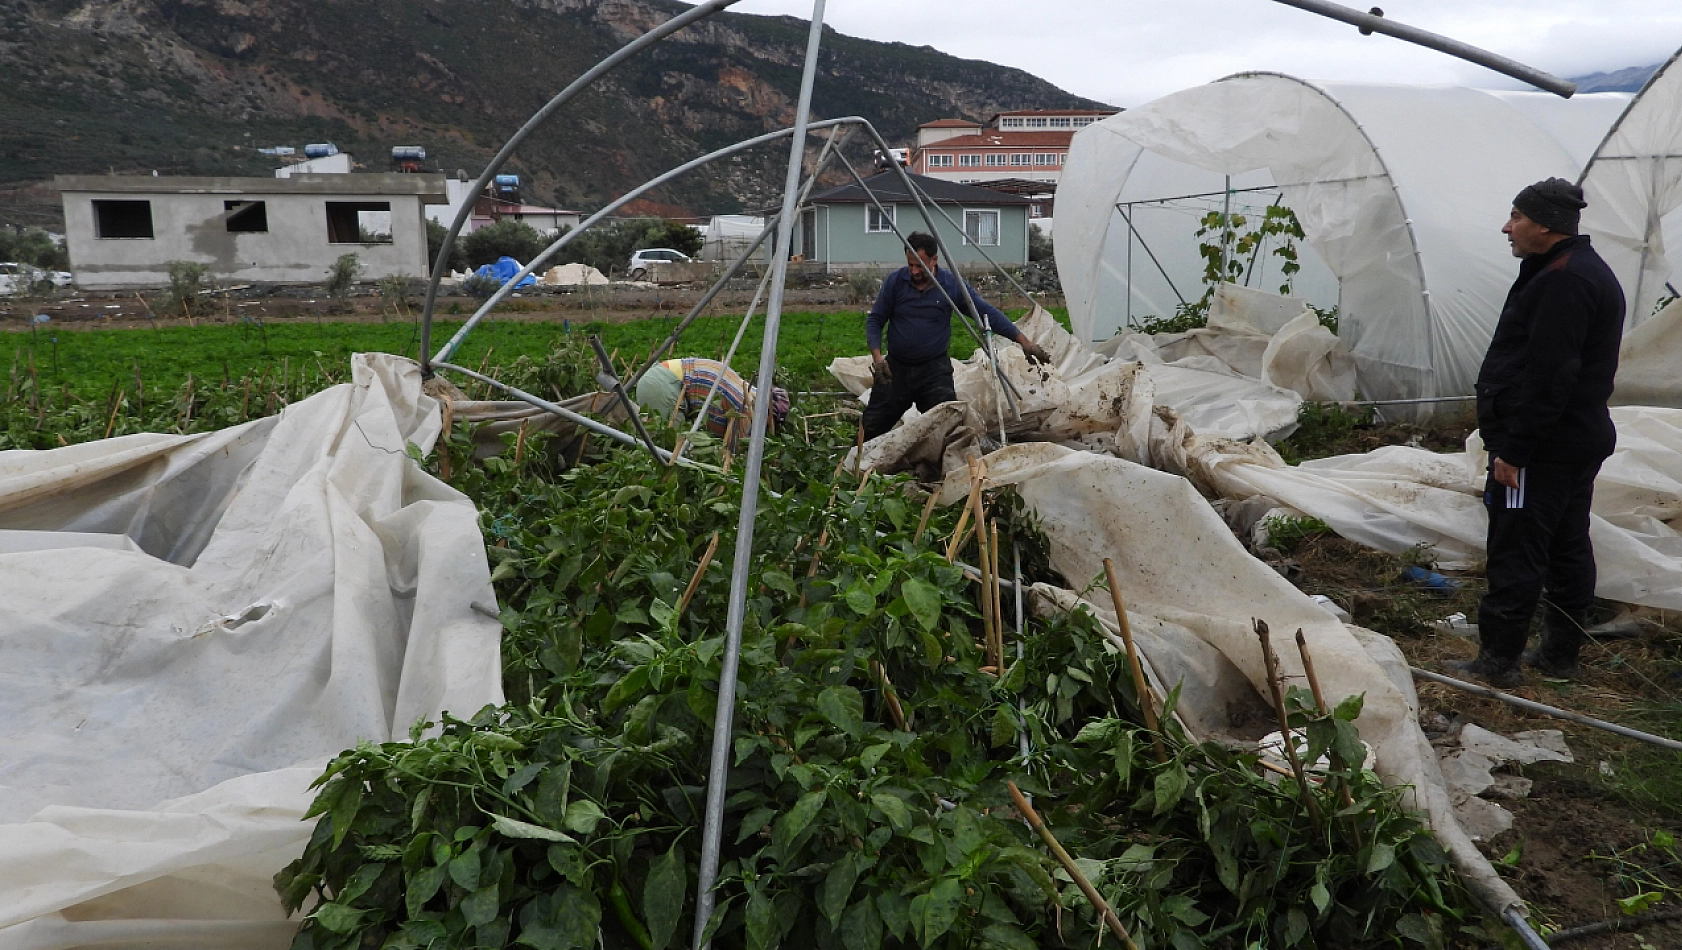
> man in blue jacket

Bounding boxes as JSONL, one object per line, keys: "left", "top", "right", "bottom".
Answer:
{"left": 1452, "top": 178, "right": 1625, "bottom": 687}
{"left": 861, "top": 232, "right": 1050, "bottom": 440}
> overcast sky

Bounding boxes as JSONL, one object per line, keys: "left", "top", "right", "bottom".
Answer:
{"left": 722, "top": 0, "right": 1682, "bottom": 107}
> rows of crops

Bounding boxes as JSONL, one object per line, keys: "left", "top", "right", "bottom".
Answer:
{"left": 7, "top": 323, "right": 1488, "bottom": 948}
{"left": 266, "top": 387, "right": 1485, "bottom": 950}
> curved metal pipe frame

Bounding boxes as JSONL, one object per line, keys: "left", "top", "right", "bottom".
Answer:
{"left": 418, "top": 0, "right": 744, "bottom": 374}
{"left": 425, "top": 116, "right": 867, "bottom": 369}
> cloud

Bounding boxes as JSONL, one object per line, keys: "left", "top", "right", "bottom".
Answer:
{"left": 722, "top": 0, "right": 1682, "bottom": 106}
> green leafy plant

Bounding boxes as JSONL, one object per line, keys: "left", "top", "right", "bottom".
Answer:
{"left": 325, "top": 254, "right": 362, "bottom": 298}
{"left": 163, "top": 260, "right": 211, "bottom": 317}
{"left": 1195, "top": 203, "right": 1306, "bottom": 298}
{"left": 274, "top": 413, "right": 1477, "bottom": 950}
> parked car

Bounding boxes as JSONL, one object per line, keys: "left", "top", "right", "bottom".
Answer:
{"left": 625, "top": 248, "right": 691, "bottom": 281}
{"left": 0, "top": 262, "right": 71, "bottom": 294}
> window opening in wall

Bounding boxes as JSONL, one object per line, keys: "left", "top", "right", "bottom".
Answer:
{"left": 93, "top": 200, "right": 154, "bottom": 239}
{"left": 963, "top": 210, "right": 1000, "bottom": 246}
{"left": 984, "top": 154, "right": 1007, "bottom": 167}
{"left": 866, "top": 204, "right": 895, "bottom": 233}
{"left": 959, "top": 154, "right": 982, "bottom": 168}
{"left": 1010, "top": 154, "right": 1032, "bottom": 166}
{"left": 925, "top": 154, "right": 954, "bottom": 168}
{"left": 225, "top": 200, "right": 269, "bottom": 233}
{"left": 325, "top": 201, "right": 393, "bottom": 244}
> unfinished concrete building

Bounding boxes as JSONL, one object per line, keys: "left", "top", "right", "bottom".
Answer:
{"left": 55, "top": 174, "right": 447, "bottom": 289}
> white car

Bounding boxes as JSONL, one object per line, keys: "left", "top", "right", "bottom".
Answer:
{"left": 0, "top": 263, "right": 71, "bottom": 294}
{"left": 625, "top": 248, "right": 691, "bottom": 281}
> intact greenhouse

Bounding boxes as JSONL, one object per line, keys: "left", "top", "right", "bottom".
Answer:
{"left": 1055, "top": 75, "right": 1630, "bottom": 402}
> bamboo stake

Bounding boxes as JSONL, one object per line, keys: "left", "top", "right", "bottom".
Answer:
{"left": 1254, "top": 619, "right": 1324, "bottom": 832}
{"left": 913, "top": 489, "right": 941, "bottom": 545}
{"left": 103, "top": 386, "right": 124, "bottom": 440}
{"left": 1005, "top": 782, "right": 1140, "bottom": 950}
{"left": 1102, "top": 558, "right": 1167, "bottom": 764}
{"left": 948, "top": 456, "right": 985, "bottom": 562}
{"left": 514, "top": 419, "right": 530, "bottom": 466}
{"left": 1296, "top": 630, "right": 1362, "bottom": 842}
{"left": 982, "top": 521, "right": 995, "bottom": 669}
{"left": 675, "top": 531, "right": 721, "bottom": 622}
{"left": 872, "top": 660, "right": 909, "bottom": 731}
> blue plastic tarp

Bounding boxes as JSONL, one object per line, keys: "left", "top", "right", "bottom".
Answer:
{"left": 475, "top": 256, "right": 536, "bottom": 287}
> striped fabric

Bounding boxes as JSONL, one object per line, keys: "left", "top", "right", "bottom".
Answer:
{"left": 667, "top": 358, "right": 749, "bottom": 436}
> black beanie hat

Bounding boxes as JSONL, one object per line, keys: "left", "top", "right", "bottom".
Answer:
{"left": 1513, "top": 177, "right": 1586, "bottom": 235}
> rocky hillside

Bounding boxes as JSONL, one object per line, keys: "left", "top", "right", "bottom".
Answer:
{"left": 0, "top": 0, "right": 1110, "bottom": 223}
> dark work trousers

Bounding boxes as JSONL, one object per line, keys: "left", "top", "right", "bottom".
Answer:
{"left": 860, "top": 355, "right": 957, "bottom": 440}
{"left": 1478, "top": 460, "right": 1601, "bottom": 660}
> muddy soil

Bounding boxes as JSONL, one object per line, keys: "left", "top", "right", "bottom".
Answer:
{"left": 1280, "top": 535, "right": 1682, "bottom": 948}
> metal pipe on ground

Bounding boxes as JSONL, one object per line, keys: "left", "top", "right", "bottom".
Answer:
{"left": 1268, "top": 0, "right": 1576, "bottom": 97}
{"left": 429, "top": 360, "right": 718, "bottom": 474}
{"left": 1410, "top": 666, "right": 1682, "bottom": 752}
{"left": 418, "top": 0, "right": 743, "bottom": 372}
{"left": 691, "top": 4, "right": 827, "bottom": 947}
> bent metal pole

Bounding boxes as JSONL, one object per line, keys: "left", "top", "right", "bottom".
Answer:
{"left": 428, "top": 116, "right": 866, "bottom": 368}
{"left": 691, "top": 3, "right": 827, "bottom": 948}
{"left": 1268, "top": 0, "right": 1575, "bottom": 98}
{"left": 418, "top": 0, "right": 743, "bottom": 374}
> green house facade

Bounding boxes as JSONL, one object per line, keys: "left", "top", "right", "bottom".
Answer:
{"left": 797, "top": 172, "right": 1031, "bottom": 272}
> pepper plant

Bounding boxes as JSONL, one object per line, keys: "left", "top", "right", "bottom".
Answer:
{"left": 276, "top": 413, "right": 1483, "bottom": 949}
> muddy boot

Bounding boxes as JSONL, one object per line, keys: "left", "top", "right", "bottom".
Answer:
{"left": 1446, "top": 652, "right": 1524, "bottom": 689}
{"left": 1523, "top": 607, "right": 1586, "bottom": 679}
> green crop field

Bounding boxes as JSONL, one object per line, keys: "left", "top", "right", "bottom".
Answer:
{"left": 0, "top": 308, "right": 1067, "bottom": 402}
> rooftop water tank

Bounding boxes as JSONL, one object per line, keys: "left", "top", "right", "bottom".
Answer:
{"left": 391, "top": 146, "right": 426, "bottom": 162}
{"left": 494, "top": 174, "right": 520, "bottom": 187}
{"left": 304, "top": 143, "right": 340, "bottom": 159}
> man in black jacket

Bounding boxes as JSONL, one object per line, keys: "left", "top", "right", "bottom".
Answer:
{"left": 1451, "top": 178, "right": 1625, "bottom": 687}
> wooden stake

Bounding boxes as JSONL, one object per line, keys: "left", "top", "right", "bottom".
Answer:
{"left": 872, "top": 660, "right": 909, "bottom": 731}
{"left": 913, "top": 490, "right": 941, "bottom": 545}
{"left": 1255, "top": 619, "right": 1323, "bottom": 832}
{"left": 982, "top": 521, "right": 995, "bottom": 669}
{"left": 675, "top": 531, "right": 721, "bottom": 622}
{"left": 513, "top": 419, "right": 530, "bottom": 466}
{"left": 1295, "top": 629, "right": 1362, "bottom": 831}
{"left": 103, "top": 385, "right": 124, "bottom": 440}
{"left": 1006, "top": 782, "right": 1140, "bottom": 950}
{"left": 1102, "top": 558, "right": 1167, "bottom": 763}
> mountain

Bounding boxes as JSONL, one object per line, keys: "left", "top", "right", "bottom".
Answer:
{"left": 0, "top": 0, "right": 1111, "bottom": 224}
{"left": 1570, "top": 61, "right": 1666, "bottom": 94}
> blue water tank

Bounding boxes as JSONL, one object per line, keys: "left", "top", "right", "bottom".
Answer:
{"left": 304, "top": 143, "right": 339, "bottom": 159}
{"left": 391, "top": 145, "right": 426, "bottom": 162}
{"left": 494, "top": 174, "right": 520, "bottom": 187}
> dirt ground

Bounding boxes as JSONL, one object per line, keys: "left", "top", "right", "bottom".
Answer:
{"left": 1278, "top": 533, "right": 1682, "bottom": 948}
{"left": 0, "top": 280, "right": 881, "bottom": 332}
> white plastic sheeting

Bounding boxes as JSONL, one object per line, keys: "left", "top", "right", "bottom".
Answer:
{"left": 828, "top": 308, "right": 1303, "bottom": 447}
{"left": 1615, "top": 296, "right": 1682, "bottom": 407}
{"left": 915, "top": 443, "right": 1520, "bottom": 915}
{"left": 1056, "top": 75, "right": 1629, "bottom": 402}
{"left": 1581, "top": 47, "right": 1682, "bottom": 329}
{"left": 0, "top": 354, "right": 504, "bottom": 947}
{"left": 1176, "top": 410, "right": 1682, "bottom": 611}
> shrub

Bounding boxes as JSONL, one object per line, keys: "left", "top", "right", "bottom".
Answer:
{"left": 0, "top": 228, "right": 70, "bottom": 271}
{"left": 460, "top": 220, "right": 548, "bottom": 269}
{"left": 164, "top": 260, "right": 210, "bottom": 317}
{"left": 1028, "top": 222, "right": 1053, "bottom": 262}
{"left": 325, "top": 254, "right": 362, "bottom": 298}
{"left": 425, "top": 219, "right": 467, "bottom": 273}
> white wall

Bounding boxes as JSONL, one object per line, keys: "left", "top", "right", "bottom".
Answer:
{"left": 64, "top": 189, "right": 433, "bottom": 288}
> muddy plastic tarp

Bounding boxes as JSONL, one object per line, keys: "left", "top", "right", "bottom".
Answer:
{"left": 1614, "top": 296, "right": 1682, "bottom": 408}
{"left": 0, "top": 354, "right": 504, "bottom": 948}
{"left": 828, "top": 307, "right": 1303, "bottom": 445}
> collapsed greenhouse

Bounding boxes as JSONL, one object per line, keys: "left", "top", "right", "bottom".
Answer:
{"left": 5, "top": 4, "right": 1682, "bottom": 950}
